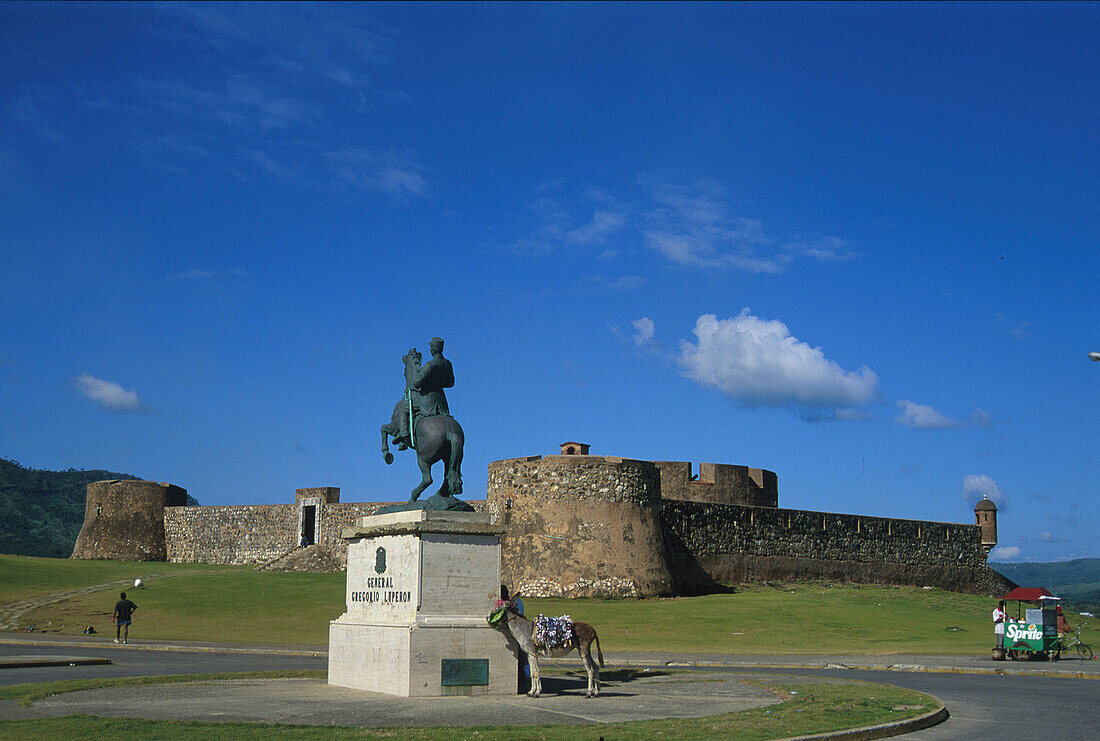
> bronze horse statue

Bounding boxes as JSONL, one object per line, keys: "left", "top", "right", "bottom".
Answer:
{"left": 381, "top": 402, "right": 464, "bottom": 501}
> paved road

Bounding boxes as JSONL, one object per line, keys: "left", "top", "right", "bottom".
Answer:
{"left": 0, "top": 640, "right": 325, "bottom": 686}
{"left": 2, "top": 638, "right": 1097, "bottom": 737}
{"left": 721, "top": 666, "right": 1099, "bottom": 740}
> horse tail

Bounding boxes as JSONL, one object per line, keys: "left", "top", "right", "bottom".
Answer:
{"left": 594, "top": 630, "right": 604, "bottom": 667}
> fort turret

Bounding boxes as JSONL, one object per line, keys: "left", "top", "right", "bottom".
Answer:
{"left": 71, "top": 480, "right": 187, "bottom": 561}
{"left": 974, "top": 496, "right": 998, "bottom": 552}
{"left": 487, "top": 450, "right": 674, "bottom": 598}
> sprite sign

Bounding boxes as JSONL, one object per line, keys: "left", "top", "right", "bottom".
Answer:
{"left": 1005, "top": 618, "right": 1057, "bottom": 652}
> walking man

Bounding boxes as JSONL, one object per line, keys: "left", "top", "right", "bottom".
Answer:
{"left": 113, "top": 591, "right": 137, "bottom": 644}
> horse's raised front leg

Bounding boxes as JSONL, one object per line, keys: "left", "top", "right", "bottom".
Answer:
{"left": 410, "top": 457, "right": 432, "bottom": 501}
{"left": 380, "top": 425, "right": 395, "bottom": 465}
{"left": 527, "top": 654, "right": 541, "bottom": 697}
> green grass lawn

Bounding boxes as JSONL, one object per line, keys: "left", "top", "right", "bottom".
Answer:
{"left": 5, "top": 555, "right": 1095, "bottom": 654}
{"left": 525, "top": 581, "right": 1037, "bottom": 655}
{"left": 6, "top": 557, "right": 345, "bottom": 644}
{"left": 0, "top": 554, "right": 242, "bottom": 603}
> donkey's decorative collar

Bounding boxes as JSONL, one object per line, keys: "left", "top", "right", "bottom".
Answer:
{"left": 486, "top": 599, "right": 512, "bottom": 626}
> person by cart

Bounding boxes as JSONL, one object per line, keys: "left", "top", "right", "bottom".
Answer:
{"left": 993, "top": 600, "right": 1006, "bottom": 650}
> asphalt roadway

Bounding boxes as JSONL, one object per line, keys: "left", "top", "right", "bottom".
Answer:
{"left": 1, "top": 634, "right": 1098, "bottom": 738}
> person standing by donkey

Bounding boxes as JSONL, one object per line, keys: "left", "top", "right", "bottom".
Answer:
{"left": 113, "top": 592, "right": 137, "bottom": 644}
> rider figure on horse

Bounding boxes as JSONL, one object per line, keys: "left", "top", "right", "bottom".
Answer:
{"left": 393, "top": 337, "right": 454, "bottom": 450}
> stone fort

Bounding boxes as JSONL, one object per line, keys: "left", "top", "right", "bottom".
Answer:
{"left": 71, "top": 442, "right": 1010, "bottom": 596}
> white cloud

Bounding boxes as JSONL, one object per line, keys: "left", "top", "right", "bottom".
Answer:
{"left": 75, "top": 374, "right": 148, "bottom": 414}
{"left": 609, "top": 275, "right": 646, "bottom": 291}
{"left": 644, "top": 231, "right": 788, "bottom": 273}
{"left": 510, "top": 180, "right": 852, "bottom": 276}
{"left": 783, "top": 236, "right": 858, "bottom": 263}
{"left": 5, "top": 92, "right": 71, "bottom": 142}
{"left": 896, "top": 400, "right": 956, "bottom": 429}
{"left": 641, "top": 180, "right": 850, "bottom": 274}
{"left": 971, "top": 408, "right": 993, "bottom": 428}
{"left": 509, "top": 192, "right": 627, "bottom": 255}
{"left": 138, "top": 75, "right": 320, "bottom": 132}
{"left": 169, "top": 268, "right": 248, "bottom": 283}
{"left": 322, "top": 148, "right": 426, "bottom": 196}
{"left": 989, "top": 545, "right": 1022, "bottom": 562}
{"left": 34, "top": 8, "right": 405, "bottom": 194}
{"left": 373, "top": 166, "right": 427, "bottom": 196}
{"left": 631, "top": 317, "right": 655, "bottom": 347}
{"left": 677, "top": 310, "right": 879, "bottom": 415}
{"left": 995, "top": 314, "right": 1033, "bottom": 340}
{"left": 509, "top": 238, "right": 556, "bottom": 257}
{"left": 895, "top": 400, "right": 993, "bottom": 430}
{"left": 565, "top": 211, "right": 627, "bottom": 245}
{"left": 962, "top": 474, "right": 1008, "bottom": 510}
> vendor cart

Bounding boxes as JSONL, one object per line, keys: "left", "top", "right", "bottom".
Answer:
{"left": 1000, "top": 587, "right": 1062, "bottom": 661}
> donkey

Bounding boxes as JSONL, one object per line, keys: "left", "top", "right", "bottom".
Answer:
{"left": 487, "top": 600, "right": 604, "bottom": 698}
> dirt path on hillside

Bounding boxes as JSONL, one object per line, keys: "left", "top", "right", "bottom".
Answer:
{"left": 0, "top": 572, "right": 191, "bottom": 632}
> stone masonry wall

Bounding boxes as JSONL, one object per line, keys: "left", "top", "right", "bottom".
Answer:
{"left": 164, "top": 500, "right": 490, "bottom": 567}
{"left": 661, "top": 500, "right": 1011, "bottom": 595}
{"left": 487, "top": 455, "right": 673, "bottom": 597}
{"left": 316, "top": 503, "right": 391, "bottom": 566}
{"left": 654, "top": 461, "right": 778, "bottom": 507}
{"left": 72, "top": 481, "right": 187, "bottom": 561}
{"left": 165, "top": 505, "right": 299, "bottom": 564}
{"left": 90, "top": 451, "right": 1004, "bottom": 596}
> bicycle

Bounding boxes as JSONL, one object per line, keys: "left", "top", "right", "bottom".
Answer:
{"left": 1055, "top": 622, "right": 1093, "bottom": 660}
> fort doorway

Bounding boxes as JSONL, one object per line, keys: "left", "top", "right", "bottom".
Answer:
{"left": 302, "top": 505, "right": 316, "bottom": 545}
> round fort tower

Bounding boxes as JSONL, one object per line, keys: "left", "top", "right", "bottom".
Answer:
{"left": 71, "top": 480, "right": 187, "bottom": 561}
{"left": 486, "top": 445, "right": 674, "bottom": 598}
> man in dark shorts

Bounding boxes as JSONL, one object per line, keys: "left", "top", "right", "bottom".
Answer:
{"left": 113, "top": 592, "right": 137, "bottom": 644}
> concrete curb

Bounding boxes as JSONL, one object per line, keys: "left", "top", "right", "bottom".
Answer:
{"left": 780, "top": 704, "right": 949, "bottom": 741}
{"left": 0, "top": 636, "right": 326, "bottom": 658}
{"left": 618, "top": 657, "right": 1100, "bottom": 681}
{"left": 850, "top": 663, "right": 1100, "bottom": 681}
{"left": 0, "top": 655, "right": 111, "bottom": 669}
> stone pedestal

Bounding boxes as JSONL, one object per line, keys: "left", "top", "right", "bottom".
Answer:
{"left": 328, "top": 509, "right": 517, "bottom": 696}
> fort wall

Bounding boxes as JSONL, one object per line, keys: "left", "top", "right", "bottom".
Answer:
{"left": 653, "top": 461, "right": 778, "bottom": 507}
{"left": 661, "top": 500, "right": 1010, "bottom": 595}
{"left": 74, "top": 448, "right": 1007, "bottom": 597}
{"left": 164, "top": 504, "right": 298, "bottom": 565}
{"left": 164, "top": 502, "right": 382, "bottom": 565}
{"left": 486, "top": 452, "right": 1008, "bottom": 597}
{"left": 163, "top": 498, "right": 490, "bottom": 566}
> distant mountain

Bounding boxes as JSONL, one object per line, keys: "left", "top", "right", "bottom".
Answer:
{"left": 0, "top": 459, "right": 197, "bottom": 558}
{"left": 992, "top": 559, "right": 1100, "bottom": 613}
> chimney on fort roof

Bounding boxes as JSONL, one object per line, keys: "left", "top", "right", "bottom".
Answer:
{"left": 559, "top": 441, "right": 590, "bottom": 456}
{"left": 974, "top": 496, "right": 998, "bottom": 552}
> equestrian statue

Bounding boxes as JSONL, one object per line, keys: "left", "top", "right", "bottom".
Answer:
{"left": 379, "top": 337, "right": 471, "bottom": 511}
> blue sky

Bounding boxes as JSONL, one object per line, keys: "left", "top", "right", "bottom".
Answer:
{"left": 2, "top": 3, "right": 1097, "bottom": 564}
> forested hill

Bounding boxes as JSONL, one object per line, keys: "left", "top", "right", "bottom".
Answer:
{"left": 992, "top": 559, "right": 1100, "bottom": 613}
{"left": 0, "top": 459, "right": 196, "bottom": 558}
